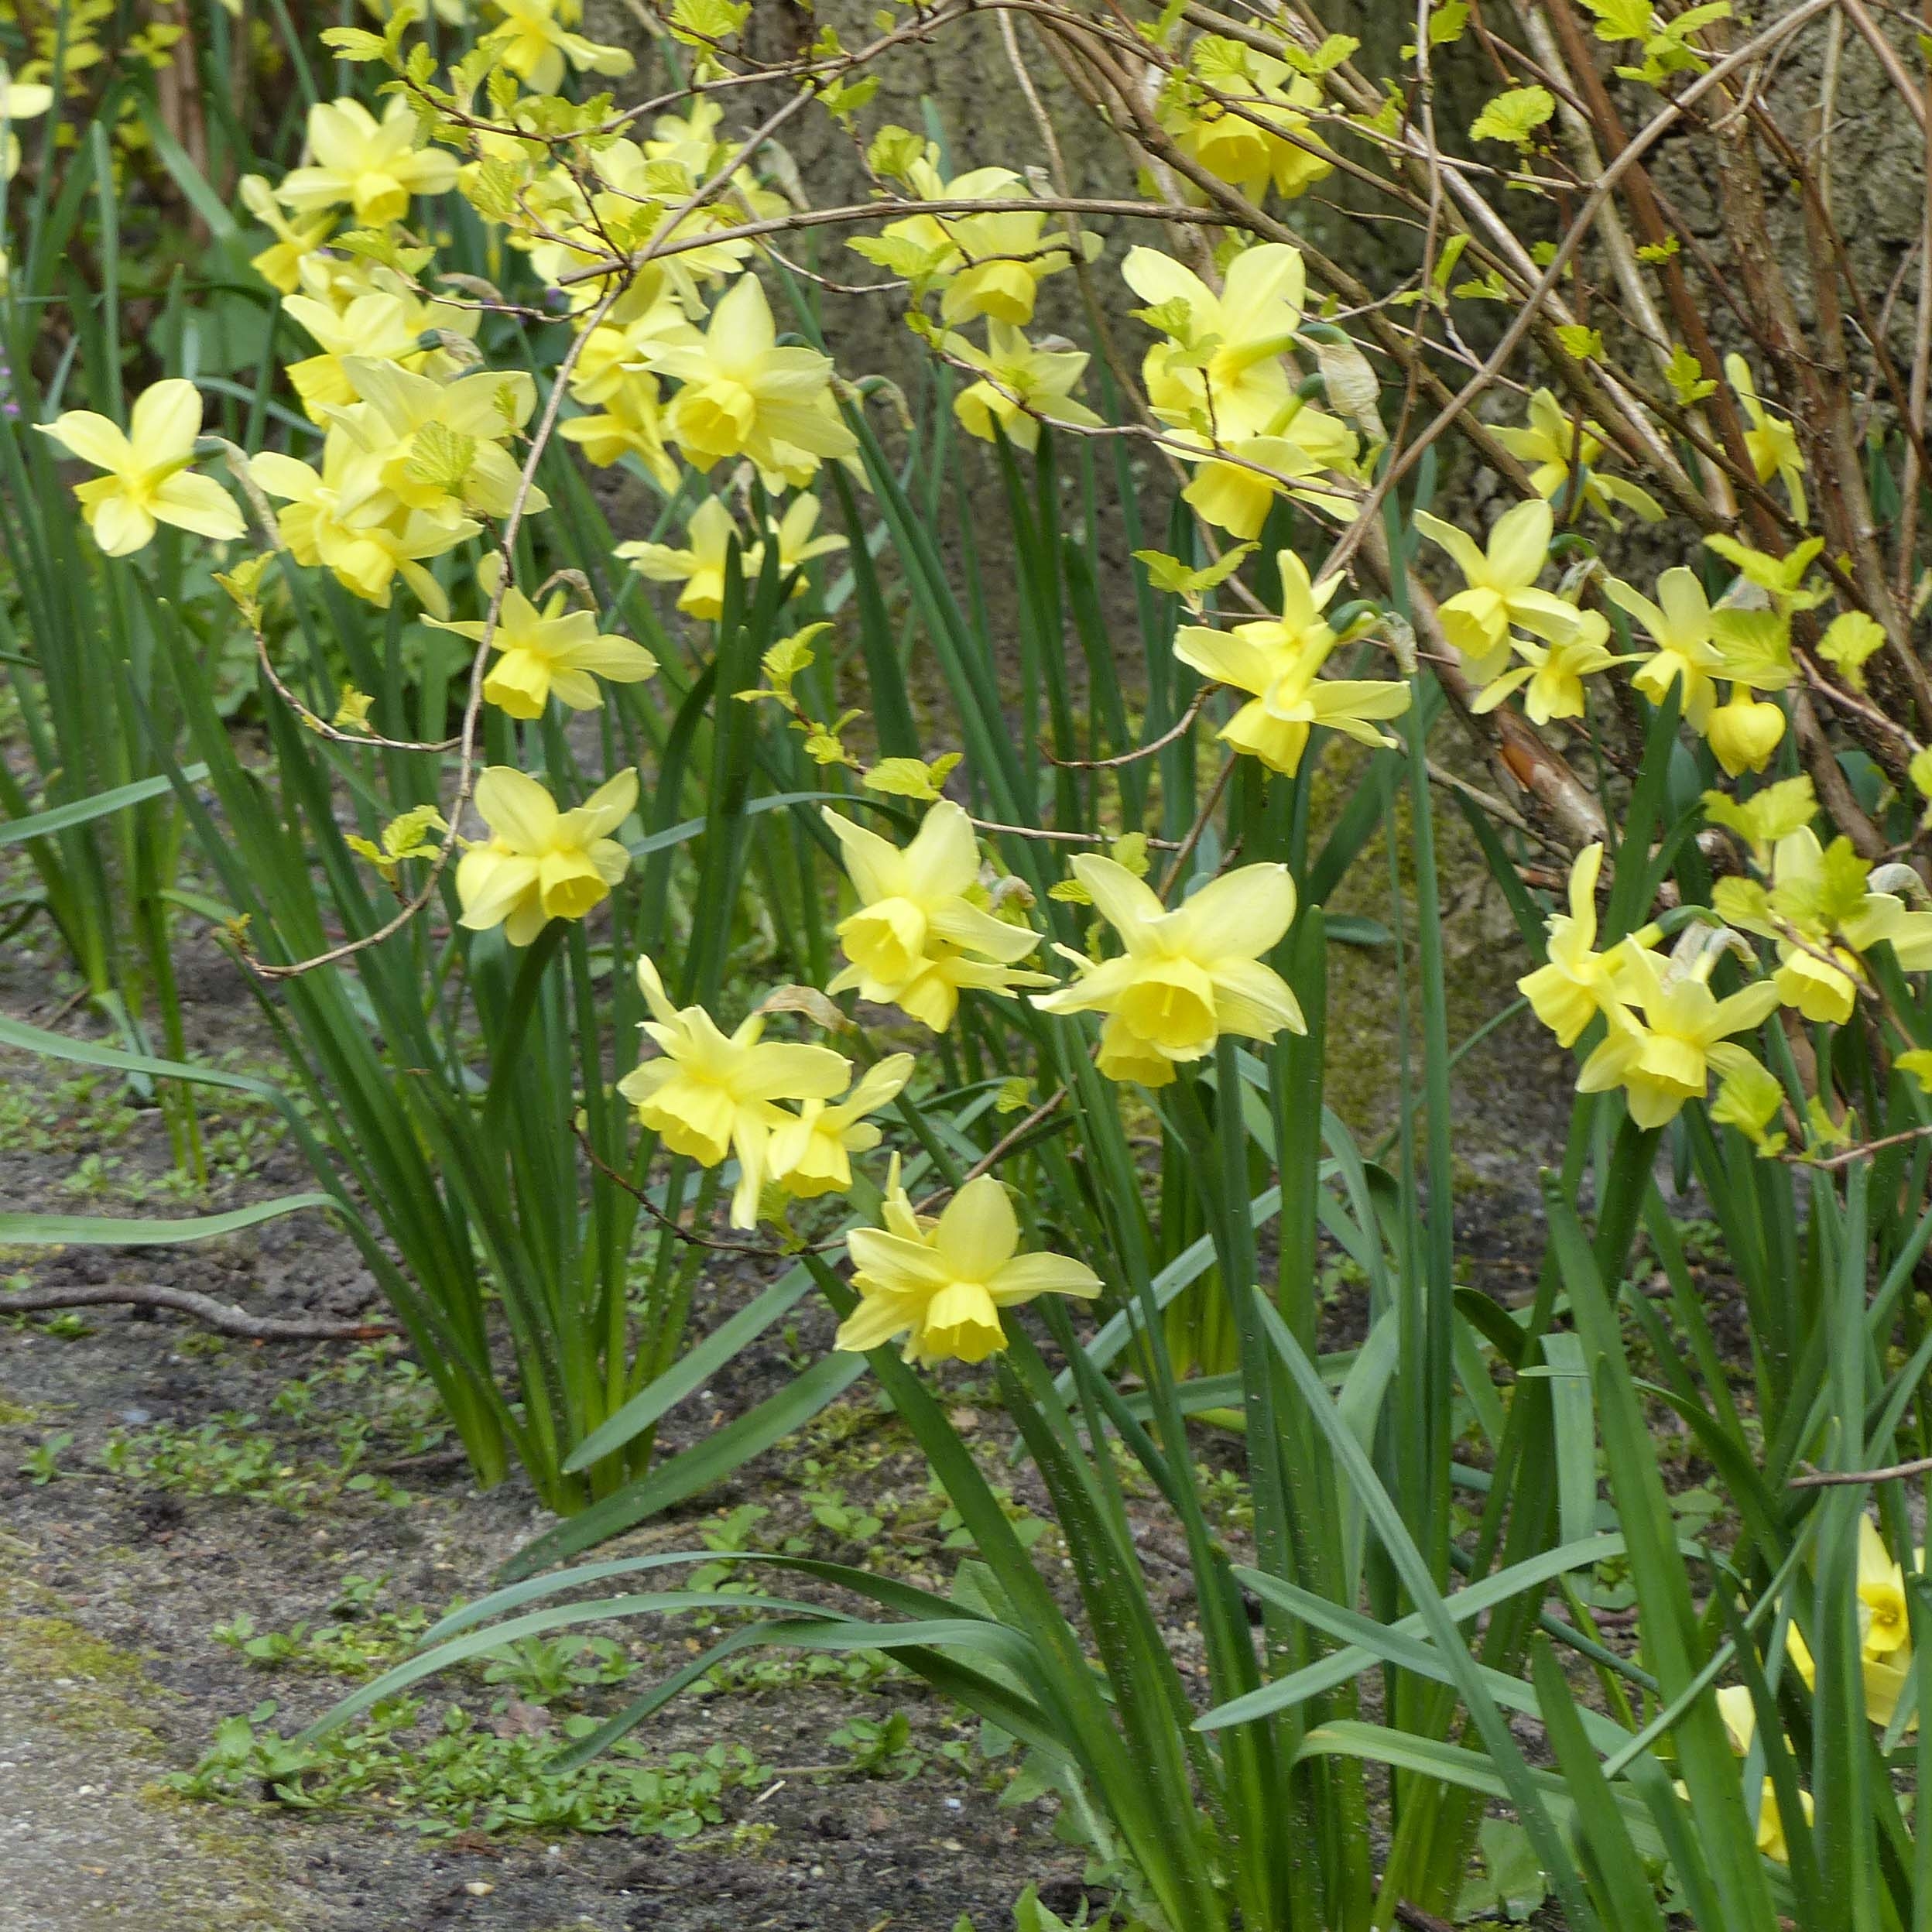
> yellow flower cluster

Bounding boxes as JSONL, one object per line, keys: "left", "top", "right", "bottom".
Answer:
{"left": 1523, "top": 819, "right": 1932, "bottom": 1139}
{"left": 616, "top": 956, "right": 909, "bottom": 1230}
{"left": 1714, "top": 1520, "right": 1922, "bottom": 1866}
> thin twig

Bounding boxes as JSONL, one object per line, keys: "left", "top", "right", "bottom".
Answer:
{"left": 0, "top": 1284, "right": 398, "bottom": 1341}
{"left": 1790, "top": 1452, "right": 1932, "bottom": 1488}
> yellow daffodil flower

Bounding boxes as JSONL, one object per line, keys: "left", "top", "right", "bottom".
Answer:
{"left": 1726, "top": 354, "right": 1807, "bottom": 524}
{"left": 1786, "top": 1566, "right": 1921, "bottom": 1731}
{"left": 280, "top": 290, "right": 430, "bottom": 423}
{"left": 617, "top": 955, "right": 851, "bottom": 1228}
{"left": 823, "top": 800, "right": 1045, "bottom": 1032}
{"left": 1602, "top": 567, "right": 1725, "bottom": 729}
{"left": 456, "top": 766, "right": 636, "bottom": 947}
{"left": 238, "top": 174, "right": 334, "bottom": 295}
{"left": 0, "top": 70, "right": 53, "bottom": 181}
{"left": 1711, "top": 1684, "right": 1813, "bottom": 1867}
{"left": 835, "top": 1168, "right": 1101, "bottom": 1366}
{"left": 1122, "top": 242, "right": 1306, "bottom": 441}
{"left": 252, "top": 440, "right": 478, "bottom": 618}
{"left": 618, "top": 497, "right": 740, "bottom": 621}
{"left": 619, "top": 494, "right": 847, "bottom": 622}
{"left": 276, "top": 94, "right": 459, "bottom": 227}
{"left": 1160, "top": 38, "right": 1333, "bottom": 202}
{"left": 430, "top": 577, "right": 654, "bottom": 718}
{"left": 1173, "top": 551, "right": 1409, "bottom": 774}
{"left": 1174, "top": 413, "right": 1358, "bottom": 541}
{"left": 876, "top": 162, "right": 1082, "bottom": 327}
{"left": 769, "top": 1053, "right": 916, "bottom": 1201}
{"left": 569, "top": 299, "right": 699, "bottom": 410}
{"left": 1517, "top": 844, "right": 1660, "bottom": 1049}
{"left": 1491, "top": 388, "right": 1664, "bottom": 527}
{"left": 1470, "top": 611, "right": 1627, "bottom": 725}
{"left": 38, "top": 379, "right": 245, "bottom": 557}
{"left": 1859, "top": 1516, "right": 1910, "bottom": 1657}
{"left": 1574, "top": 936, "right": 1782, "bottom": 1129}
{"left": 1033, "top": 858, "right": 1303, "bottom": 1085}
{"left": 1714, "top": 828, "right": 1932, "bottom": 1024}
{"left": 558, "top": 372, "right": 681, "bottom": 488}
{"left": 1704, "top": 692, "right": 1789, "bottom": 779}
{"left": 632, "top": 274, "right": 858, "bottom": 489}
{"left": 948, "top": 320, "right": 1104, "bottom": 454}
{"left": 326, "top": 358, "right": 544, "bottom": 524}
{"left": 481, "top": 0, "right": 632, "bottom": 96}
{"left": 1412, "top": 498, "right": 1593, "bottom": 681}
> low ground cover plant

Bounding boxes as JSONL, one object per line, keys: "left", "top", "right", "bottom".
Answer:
{"left": 9, "top": 0, "right": 1932, "bottom": 1927}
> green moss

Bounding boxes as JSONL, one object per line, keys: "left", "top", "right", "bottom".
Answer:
{"left": 0, "top": 1395, "right": 38, "bottom": 1426}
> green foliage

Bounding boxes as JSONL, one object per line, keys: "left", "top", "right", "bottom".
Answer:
{"left": 171, "top": 1697, "right": 769, "bottom": 1838}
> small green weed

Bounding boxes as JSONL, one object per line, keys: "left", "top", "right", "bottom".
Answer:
{"left": 214, "top": 1578, "right": 432, "bottom": 1680}
{"left": 17, "top": 1427, "right": 72, "bottom": 1485}
{"left": 171, "top": 1697, "right": 770, "bottom": 1838}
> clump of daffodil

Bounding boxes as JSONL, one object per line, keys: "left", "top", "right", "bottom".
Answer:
{"left": 868, "top": 159, "right": 1085, "bottom": 327}
{"left": 455, "top": 766, "right": 636, "bottom": 948}
{"left": 1726, "top": 354, "right": 1808, "bottom": 523}
{"left": 1122, "top": 242, "right": 1307, "bottom": 440}
{"left": 1412, "top": 498, "right": 1595, "bottom": 681}
{"left": 39, "top": 379, "right": 245, "bottom": 557}
{"left": 1571, "top": 927, "right": 1782, "bottom": 1129}
{"left": 1713, "top": 825, "right": 1932, "bottom": 1024}
{"left": 631, "top": 273, "right": 858, "bottom": 489}
{"left": 1516, "top": 844, "right": 1661, "bottom": 1048}
{"left": 276, "top": 94, "right": 459, "bottom": 227}
{"left": 769, "top": 1053, "right": 916, "bottom": 1201}
{"left": 835, "top": 1165, "right": 1101, "bottom": 1367}
{"left": 823, "top": 800, "right": 1046, "bottom": 1031}
{"left": 324, "top": 358, "right": 544, "bottom": 525}
{"left": 1033, "top": 858, "right": 1304, "bottom": 1086}
{"left": 617, "top": 957, "right": 854, "bottom": 1228}
{"left": 430, "top": 560, "right": 655, "bottom": 718}
{"left": 1172, "top": 552, "right": 1410, "bottom": 773}
{"left": 618, "top": 493, "right": 846, "bottom": 622}
{"left": 252, "top": 431, "right": 479, "bottom": 618}
{"left": 947, "top": 321, "right": 1104, "bottom": 454}
{"left": 1491, "top": 388, "right": 1665, "bottom": 527}
{"left": 1159, "top": 36, "right": 1333, "bottom": 203}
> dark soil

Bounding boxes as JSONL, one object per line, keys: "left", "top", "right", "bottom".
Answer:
{"left": 0, "top": 921, "right": 1100, "bottom": 1932}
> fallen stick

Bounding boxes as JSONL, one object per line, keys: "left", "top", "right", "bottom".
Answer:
{"left": 0, "top": 1284, "right": 398, "bottom": 1341}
